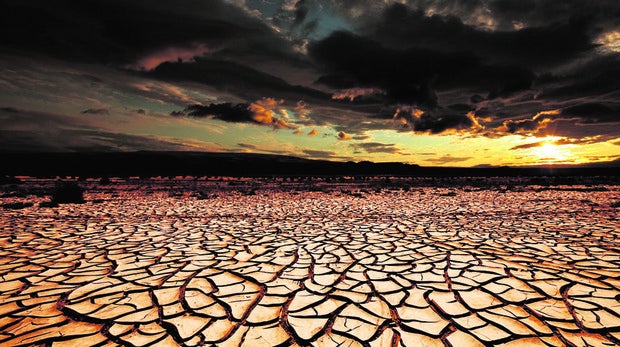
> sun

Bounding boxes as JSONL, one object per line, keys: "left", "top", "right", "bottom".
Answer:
{"left": 533, "top": 142, "right": 566, "bottom": 162}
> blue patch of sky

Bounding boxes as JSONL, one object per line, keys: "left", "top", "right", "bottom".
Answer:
{"left": 244, "top": 0, "right": 352, "bottom": 39}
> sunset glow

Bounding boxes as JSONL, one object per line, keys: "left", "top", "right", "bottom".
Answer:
{"left": 1, "top": 0, "right": 619, "bottom": 167}
{"left": 533, "top": 142, "right": 568, "bottom": 163}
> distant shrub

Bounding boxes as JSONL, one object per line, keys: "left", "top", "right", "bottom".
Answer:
{"left": 51, "top": 181, "right": 84, "bottom": 204}
{"left": 99, "top": 176, "right": 110, "bottom": 184}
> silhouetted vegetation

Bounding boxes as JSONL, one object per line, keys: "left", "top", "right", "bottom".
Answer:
{"left": 51, "top": 181, "right": 84, "bottom": 204}
{"left": 39, "top": 201, "right": 58, "bottom": 208}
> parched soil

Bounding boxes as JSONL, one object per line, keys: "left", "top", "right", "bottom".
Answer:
{"left": 0, "top": 179, "right": 619, "bottom": 346}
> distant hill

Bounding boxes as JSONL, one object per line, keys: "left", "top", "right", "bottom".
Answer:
{"left": 0, "top": 152, "right": 618, "bottom": 177}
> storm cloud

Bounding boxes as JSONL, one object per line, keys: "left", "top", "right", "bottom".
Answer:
{"left": 180, "top": 99, "right": 294, "bottom": 129}
{"left": 1, "top": 0, "right": 619, "bottom": 163}
{"left": 0, "top": 0, "right": 299, "bottom": 67}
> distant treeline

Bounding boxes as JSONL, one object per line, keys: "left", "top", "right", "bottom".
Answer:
{"left": 1, "top": 152, "right": 619, "bottom": 178}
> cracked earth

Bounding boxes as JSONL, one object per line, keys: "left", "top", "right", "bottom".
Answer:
{"left": 1, "top": 179, "right": 619, "bottom": 346}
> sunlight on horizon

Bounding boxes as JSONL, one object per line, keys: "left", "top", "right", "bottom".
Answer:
{"left": 533, "top": 141, "right": 571, "bottom": 163}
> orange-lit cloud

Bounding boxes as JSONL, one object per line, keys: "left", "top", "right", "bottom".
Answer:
{"left": 278, "top": 108, "right": 290, "bottom": 120}
{"left": 494, "top": 109, "right": 559, "bottom": 136}
{"left": 293, "top": 129, "right": 302, "bottom": 135}
{"left": 129, "top": 43, "right": 212, "bottom": 71}
{"left": 337, "top": 131, "right": 352, "bottom": 140}
{"left": 392, "top": 106, "right": 423, "bottom": 127}
{"left": 307, "top": 129, "right": 318, "bottom": 136}
{"left": 597, "top": 30, "right": 620, "bottom": 52}
{"left": 272, "top": 118, "right": 291, "bottom": 129}
{"left": 294, "top": 101, "right": 311, "bottom": 121}
{"left": 248, "top": 97, "right": 294, "bottom": 129}
{"left": 465, "top": 112, "right": 486, "bottom": 132}
{"left": 332, "top": 88, "right": 381, "bottom": 101}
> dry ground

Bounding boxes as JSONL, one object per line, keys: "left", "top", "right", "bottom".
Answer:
{"left": 0, "top": 178, "right": 619, "bottom": 346}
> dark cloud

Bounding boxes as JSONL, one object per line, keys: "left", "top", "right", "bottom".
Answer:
{"left": 0, "top": 106, "right": 220, "bottom": 152}
{"left": 483, "top": 0, "right": 620, "bottom": 30}
{"left": 561, "top": 103, "right": 620, "bottom": 124}
{"left": 309, "top": 31, "right": 441, "bottom": 107}
{"left": 494, "top": 112, "right": 556, "bottom": 136}
{"left": 351, "top": 142, "right": 401, "bottom": 154}
{"left": 502, "top": 118, "right": 547, "bottom": 134}
{"left": 0, "top": 0, "right": 326, "bottom": 121}
{"left": 181, "top": 99, "right": 294, "bottom": 129}
{"left": 369, "top": 3, "right": 594, "bottom": 68}
{"left": 538, "top": 55, "right": 620, "bottom": 100}
{"left": 60, "top": 130, "right": 203, "bottom": 152}
{"left": 509, "top": 136, "right": 605, "bottom": 150}
{"left": 553, "top": 136, "right": 608, "bottom": 146}
{"left": 294, "top": 0, "right": 309, "bottom": 26}
{"left": 390, "top": 108, "right": 485, "bottom": 134}
{"left": 447, "top": 104, "right": 475, "bottom": 113}
{"left": 412, "top": 113, "right": 481, "bottom": 134}
{"left": 309, "top": 30, "right": 535, "bottom": 108}
{"left": 0, "top": 126, "right": 202, "bottom": 153}
{"left": 301, "top": 19, "right": 319, "bottom": 37}
{"left": 305, "top": 2, "right": 620, "bottom": 142}
{"left": 426, "top": 155, "right": 472, "bottom": 165}
{"left": 149, "top": 59, "right": 329, "bottom": 102}
{"left": 183, "top": 103, "right": 252, "bottom": 122}
{"left": 237, "top": 143, "right": 288, "bottom": 155}
{"left": 510, "top": 142, "right": 547, "bottom": 150}
{"left": 1, "top": 106, "right": 72, "bottom": 128}
{"left": 302, "top": 149, "right": 337, "bottom": 159}
{"left": 81, "top": 108, "right": 109, "bottom": 116}
{"left": 0, "top": 0, "right": 297, "bottom": 67}
{"left": 0, "top": 107, "right": 19, "bottom": 113}
{"left": 371, "top": 1, "right": 620, "bottom": 41}
{"left": 238, "top": 143, "right": 259, "bottom": 150}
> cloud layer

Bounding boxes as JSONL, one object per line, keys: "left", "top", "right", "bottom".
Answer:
{"left": 1, "top": 0, "right": 619, "bottom": 163}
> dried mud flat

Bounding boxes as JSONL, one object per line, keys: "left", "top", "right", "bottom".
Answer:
{"left": 1, "top": 179, "right": 619, "bottom": 346}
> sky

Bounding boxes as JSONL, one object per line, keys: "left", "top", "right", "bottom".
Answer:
{"left": 1, "top": 0, "right": 619, "bottom": 167}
